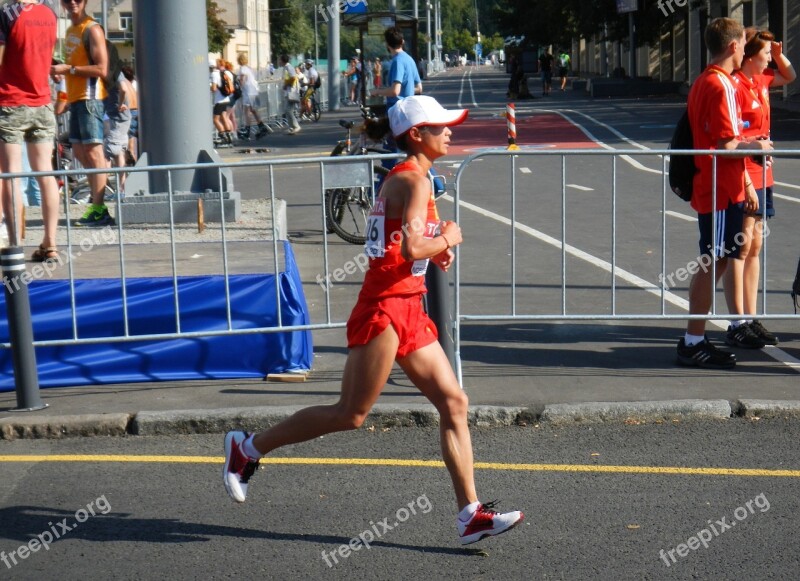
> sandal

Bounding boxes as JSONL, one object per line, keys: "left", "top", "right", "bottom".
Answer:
{"left": 31, "top": 245, "right": 60, "bottom": 264}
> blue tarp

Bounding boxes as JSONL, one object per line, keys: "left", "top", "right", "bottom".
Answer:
{"left": 0, "top": 241, "right": 312, "bottom": 391}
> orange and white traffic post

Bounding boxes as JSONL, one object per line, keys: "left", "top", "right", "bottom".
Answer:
{"left": 506, "top": 103, "right": 520, "bottom": 151}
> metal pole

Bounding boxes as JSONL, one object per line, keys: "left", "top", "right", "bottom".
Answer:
{"left": 314, "top": 8, "right": 319, "bottom": 65}
{"left": 628, "top": 11, "right": 636, "bottom": 78}
{"left": 389, "top": 0, "right": 397, "bottom": 12}
{"left": 132, "top": 0, "right": 223, "bottom": 193}
{"left": 426, "top": 267, "right": 456, "bottom": 373}
{"left": 327, "top": 1, "right": 341, "bottom": 111}
{"left": 426, "top": 2, "right": 432, "bottom": 65}
{"left": 1, "top": 248, "right": 47, "bottom": 412}
{"left": 255, "top": 6, "right": 261, "bottom": 80}
{"left": 414, "top": 0, "right": 418, "bottom": 19}
{"left": 101, "top": 0, "right": 108, "bottom": 31}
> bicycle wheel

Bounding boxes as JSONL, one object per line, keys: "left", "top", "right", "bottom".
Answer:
{"left": 327, "top": 186, "right": 372, "bottom": 245}
{"left": 312, "top": 99, "right": 321, "bottom": 122}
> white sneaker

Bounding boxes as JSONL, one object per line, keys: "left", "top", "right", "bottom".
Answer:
{"left": 223, "top": 431, "right": 260, "bottom": 503}
{"left": 457, "top": 501, "right": 524, "bottom": 545}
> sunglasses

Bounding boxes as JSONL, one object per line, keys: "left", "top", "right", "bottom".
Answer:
{"left": 61, "top": 0, "right": 84, "bottom": 5}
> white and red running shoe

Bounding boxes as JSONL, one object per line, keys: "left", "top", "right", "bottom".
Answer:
{"left": 458, "top": 501, "right": 524, "bottom": 545}
{"left": 223, "top": 431, "right": 260, "bottom": 503}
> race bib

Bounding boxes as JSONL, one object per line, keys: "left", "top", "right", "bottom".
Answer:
{"left": 364, "top": 198, "right": 386, "bottom": 258}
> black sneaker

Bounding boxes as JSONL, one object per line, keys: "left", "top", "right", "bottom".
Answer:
{"left": 749, "top": 320, "right": 778, "bottom": 346}
{"left": 255, "top": 124, "right": 270, "bottom": 139}
{"left": 725, "top": 323, "right": 766, "bottom": 349}
{"left": 676, "top": 337, "right": 736, "bottom": 369}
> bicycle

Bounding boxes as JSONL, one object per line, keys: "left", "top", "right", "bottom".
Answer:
{"left": 300, "top": 87, "right": 321, "bottom": 123}
{"left": 325, "top": 106, "right": 393, "bottom": 245}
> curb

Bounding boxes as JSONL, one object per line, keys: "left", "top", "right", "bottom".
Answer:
{"left": 2, "top": 400, "right": 799, "bottom": 440}
{"left": 541, "top": 399, "right": 731, "bottom": 425}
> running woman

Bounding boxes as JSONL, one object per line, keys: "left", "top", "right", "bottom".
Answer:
{"left": 223, "top": 95, "right": 524, "bottom": 545}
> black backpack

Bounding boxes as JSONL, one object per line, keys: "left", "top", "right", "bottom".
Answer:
{"left": 668, "top": 109, "right": 697, "bottom": 202}
{"left": 83, "top": 21, "right": 123, "bottom": 91}
{"left": 219, "top": 70, "right": 242, "bottom": 101}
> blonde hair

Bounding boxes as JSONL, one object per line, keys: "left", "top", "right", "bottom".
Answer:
{"left": 237, "top": 53, "right": 249, "bottom": 66}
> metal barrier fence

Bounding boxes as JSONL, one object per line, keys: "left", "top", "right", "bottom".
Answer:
{"left": 452, "top": 148, "right": 800, "bottom": 380}
{"left": 4, "top": 148, "right": 798, "bottom": 399}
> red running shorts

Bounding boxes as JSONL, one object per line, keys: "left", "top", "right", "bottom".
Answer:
{"left": 346, "top": 294, "right": 438, "bottom": 358}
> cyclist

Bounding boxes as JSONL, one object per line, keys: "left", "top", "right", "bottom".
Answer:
{"left": 301, "top": 59, "right": 320, "bottom": 120}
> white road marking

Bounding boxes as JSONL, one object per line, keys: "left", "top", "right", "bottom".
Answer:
{"left": 520, "top": 167, "right": 532, "bottom": 174}
{"left": 443, "top": 193, "right": 800, "bottom": 373}
{"left": 665, "top": 210, "right": 697, "bottom": 222}
{"left": 566, "top": 184, "right": 593, "bottom": 191}
{"left": 774, "top": 180, "right": 800, "bottom": 191}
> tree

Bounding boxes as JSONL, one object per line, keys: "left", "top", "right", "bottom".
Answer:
{"left": 270, "top": 0, "right": 315, "bottom": 59}
{"left": 207, "top": 0, "right": 233, "bottom": 54}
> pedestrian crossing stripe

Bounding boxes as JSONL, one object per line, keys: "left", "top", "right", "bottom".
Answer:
{"left": 0, "top": 455, "right": 798, "bottom": 477}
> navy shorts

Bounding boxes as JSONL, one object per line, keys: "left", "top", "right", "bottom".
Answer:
{"left": 748, "top": 187, "right": 775, "bottom": 218}
{"left": 698, "top": 201, "right": 745, "bottom": 259}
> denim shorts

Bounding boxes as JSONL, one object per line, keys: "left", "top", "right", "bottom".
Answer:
{"left": 128, "top": 109, "right": 139, "bottom": 138}
{"left": 749, "top": 187, "right": 775, "bottom": 218}
{"left": 0, "top": 105, "right": 56, "bottom": 144}
{"left": 69, "top": 100, "right": 105, "bottom": 145}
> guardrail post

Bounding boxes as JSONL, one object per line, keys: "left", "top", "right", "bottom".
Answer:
{"left": 426, "top": 266, "right": 456, "bottom": 374}
{"left": 1, "top": 247, "right": 47, "bottom": 412}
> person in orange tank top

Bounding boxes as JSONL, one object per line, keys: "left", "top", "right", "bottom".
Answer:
{"left": 731, "top": 27, "right": 795, "bottom": 346}
{"left": 50, "top": 0, "right": 113, "bottom": 228}
{"left": 222, "top": 96, "right": 524, "bottom": 546}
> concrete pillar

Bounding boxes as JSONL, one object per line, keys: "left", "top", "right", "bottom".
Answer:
{"left": 131, "top": 0, "right": 230, "bottom": 195}
{"left": 328, "top": 2, "right": 341, "bottom": 111}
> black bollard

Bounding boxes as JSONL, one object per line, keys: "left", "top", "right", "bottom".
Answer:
{"left": 1, "top": 247, "right": 47, "bottom": 412}
{"left": 425, "top": 264, "right": 456, "bottom": 374}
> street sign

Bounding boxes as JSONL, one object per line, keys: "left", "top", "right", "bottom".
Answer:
{"left": 616, "top": 0, "right": 637, "bottom": 13}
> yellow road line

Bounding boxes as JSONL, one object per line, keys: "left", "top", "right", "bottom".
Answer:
{"left": 0, "top": 455, "right": 798, "bottom": 477}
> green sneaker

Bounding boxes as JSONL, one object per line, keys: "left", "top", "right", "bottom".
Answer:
{"left": 74, "top": 204, "right": 115, "bottom": 228}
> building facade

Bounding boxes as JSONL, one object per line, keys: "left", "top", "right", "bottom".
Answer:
{"left": 75, "top": 0, "right": 271, "bottom": 76}
{"left": 572, "top": 0, "right": 798, "bottom": 98}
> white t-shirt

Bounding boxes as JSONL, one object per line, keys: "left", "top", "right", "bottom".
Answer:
{"left": 238, "top": 65, "right": 259, "bottom": 97}
{"left": 211, "top": 69, "right": 231, "bottom": 105}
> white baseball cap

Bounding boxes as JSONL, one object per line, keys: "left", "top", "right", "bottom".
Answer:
{"left": 388, "top": 96, "right": 468, "bottom": 138}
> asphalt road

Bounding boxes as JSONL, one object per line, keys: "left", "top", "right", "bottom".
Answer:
{"left": 1, "top": 421, "right": 799, "bottom": 580}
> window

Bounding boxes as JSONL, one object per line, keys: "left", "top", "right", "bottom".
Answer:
{"left": 119, "top": 12, "right": 133, "bottom": 31}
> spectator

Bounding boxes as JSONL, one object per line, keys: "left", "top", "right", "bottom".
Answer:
{"left": 103, "top": 71, "right": 133, "bottom": 194}
{"left": 675, "top": 17, "right": 773, "bottom": 369}
{"left": 224, "top": 60, "right": 238, "bottom": 136}
{"left": 0, "top": 0, "right": 58, "bottom": 260}
{"left": 20, "top": 142, "right": 41, "bottom": 207}
{"left": 370, "top": 27, "right": 422, "bottom": 108}
{"left": 51, "top": 0, "right": 114, "bottom": 227}
{"left": 237, "top": 53, "right": 270, "bottom": 140}
{"left": 539, "top": 49, "right": 555, "bottom": 96}
{"left": 343, "top": 57, "right": 359, "bottom": 105}
{"left": 373, "top": 56, "right": 382, "bottom": 88}
{"left": 731, "top": 27, "right": 796, "bottom": 346}
{"left": 279, "top": 54, "right": 301, "bottom": 135}
{"left": 121, "top": 66, "right": 138, "bottom": 163}
{"left": 558, "top": 50, "right": 571, "bottom": 90}
{"left": 210, "top": 59, "right": 234, "bottom": 146}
